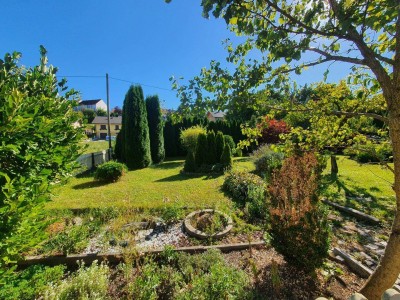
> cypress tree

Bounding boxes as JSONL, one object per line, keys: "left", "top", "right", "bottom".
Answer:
{"left": 206, "top": 131, "right": 217, "bottom": 164}
{"left": 146, "top": 95, "right": 165, "bottom": 163}
{"left": 220, "top": 144, "right": 233, "bottom": 170}
{"left": 184, "top": 151, "right": 196, "bottom": 173}
{"left": 114, "top": 128, "right": 124, "bottom": 161}
{"left": 215, "top": 131, "right": 225, "bottom": 163}
{"left": 195, "top": 133, "right": 208, "bottom": 168}
{"left": 123, "top": 85, "right": 151, "bottom": 169}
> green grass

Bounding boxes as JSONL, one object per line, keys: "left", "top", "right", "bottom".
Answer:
{"left": 49, "top": 157, "right": 253, "bottom": 211}
{"left": 80, "top": 140, "right": 115, "bottom": 154}
{"left": 321, "top": 155, "right": 395, "bottom": 221}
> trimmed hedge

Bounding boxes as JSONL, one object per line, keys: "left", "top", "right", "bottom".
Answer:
{"left": 94, "top": 161, "right": 127, "bottom": 182}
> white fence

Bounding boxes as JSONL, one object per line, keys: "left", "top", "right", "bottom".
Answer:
{"left": 76, "top": 149, "right": 112, "bottom": 171}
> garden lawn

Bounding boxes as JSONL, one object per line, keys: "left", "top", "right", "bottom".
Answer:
{"left": 80, "top": 140, "right": 115, "bottom": 154}
{"left": 48, "top": 158, "right": 253, "bottom": 210}
{"left": 322, "top": 155, "right": 395, "bottom": 221}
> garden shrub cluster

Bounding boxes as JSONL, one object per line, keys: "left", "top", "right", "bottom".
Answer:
{"left": 344, "top": 142, "right": 392, "bottom": 163}
{"left": 268, "top": 152, "right": 330, "bottom": 272}
{"left": 0, "top": 264, "right": 65, "bottom": 300}
{"left": 223, "top": 171, "right": 267, "bottom": 220}
{"left": 127, "top": 249, "right": 250, "bottom": 299}
{"left": 94, "top": 161, "right": 127, "bottom": 182}
{"left": 183, "top": 128, "right": 233, "bottom": 173}
{"left": 251, "top": 144, "right": 285, "bottom": 180}
{"left": 45, "top": 261, "right": 109, "bottom": 300}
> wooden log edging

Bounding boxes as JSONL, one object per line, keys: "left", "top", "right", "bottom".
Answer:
{"left": 17, "top": 241, "right": 265, "bottom": 268}
{"left": 322, "top": 199, "right": 381, "bottom": 225}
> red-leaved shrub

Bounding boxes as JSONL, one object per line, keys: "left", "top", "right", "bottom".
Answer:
{"left": 257, "top": 117, "right": 289, "bottom": 144}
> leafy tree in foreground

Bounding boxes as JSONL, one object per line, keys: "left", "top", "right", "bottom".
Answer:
{"left": 146, "top": 95, "right": 165, "bottom": 164}
{"left": 0, "top": 47, "right": 84, "bottom": 278}
{"left": 167, "top": 0, "right": 400, "bottom": 296}
{"left": 122, "top": 85, "right": 151, "bottom": 169}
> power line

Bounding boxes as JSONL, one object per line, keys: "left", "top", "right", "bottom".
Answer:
{"left": 109, "top": 76, "right": 174, "bottom": 92}
{"left": 57, "top": 74, "right": 175, "bottom": 92}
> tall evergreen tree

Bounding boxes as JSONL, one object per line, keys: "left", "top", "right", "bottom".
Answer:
{"left": 123, "top": 85, "right": 151, "bottom": 169}
{"left": 206, "top": 131, "right": 217, "bottom": 164}
{"left": 215, "top": 131, "right": 225, "bottom": 163}
{"left": 195, "top": 133, "right": 208, "bottom": 168}
{"left": 146, "top": 95, "right": 165, "bottom": 163}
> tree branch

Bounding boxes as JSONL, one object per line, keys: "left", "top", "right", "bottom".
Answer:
{"left": 263, "top": 105, "right": 388, "bottom": 124}
{"left": 308, "top": 48, "right": 366, "bottom": 65}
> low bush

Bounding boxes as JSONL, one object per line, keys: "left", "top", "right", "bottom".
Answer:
{"left": 251, "top": 144, "right": 284, "bottom": 180}
{"left": 45, "top": 261, "right": 109, "bottom": 300}
{"left": 223, "top": 171, "right": 267, "bottom": 220}
{"left": 0, "top": 265, "right": 65, "bottom": 300}
{"left": 180, "top": 125, "right": 206, "bottom": 154}
{"left": 94, "top": 161, "right": 127, "bottom": 182}
{"left": 268, "top": 153, "right": 330, "bottom": 272}
{"left": 128, "top": 249, "right": 250, "bottom": 299}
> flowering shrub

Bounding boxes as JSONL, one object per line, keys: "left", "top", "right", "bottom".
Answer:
{"left": 268, "top": 153, "right": 330, "bottom": 272}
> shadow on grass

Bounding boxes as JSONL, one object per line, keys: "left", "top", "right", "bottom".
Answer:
{"left": 72, "top": 180, "right": 111, "bottom": 190}
{"left": 320, "top": 173, "right": 394, "bottom": 220}
{"left": 154, "top": 172, "right": 222, "bottom": 182}
{"left": 75, "top": 169, "right": 95, "bottom": 179}
{"left": 150, "top": 161, "right": 183, "bottom": 170}
{"left": 234, "top": 157, "right": 251, "bottom": 163}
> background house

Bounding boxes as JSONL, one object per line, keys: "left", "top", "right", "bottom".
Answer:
{"left": 75, "top": 99, "right": 107, "bottom": 112}
{"left": 206, "top": 111, "right": 226, "bottom": 122}
{"left": 92, "top": 116, "right": 122, "bottom": 139}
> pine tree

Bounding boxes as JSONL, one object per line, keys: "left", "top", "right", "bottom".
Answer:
{"left": 195, "top": 133, "right": 208, "bottom": 168}
{"left": 146, "top": 95, "right": 165, "bottom": 163}
{"left": 220, "top": 144, "right": 233, "bottom": 170}
{"left": 123, "top": 85, "right": 151, "bottom": 169}
{"left": 206, "top": 131, "right": 217, "bottom": 164}
{"left": 215, "top": 131, "right": 225, "bottom": 163}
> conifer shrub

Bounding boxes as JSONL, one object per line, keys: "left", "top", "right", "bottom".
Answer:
{"left": 220, "top": 144, "right": 233, "bottom": 170}
{"left": 195, "top": 133, "right": 208, "bottom": 168}
{"left": 94, "top": 161, "right": 127, "bottom": 182}
{"left": 223, "top": 135, "right": 236, "bottom": 156}
{"left": 251, "top": 144, "right": 284, "bottom": 181}
{"left": 146, "top": 95, "right": 165, "bottom": 164}
{"left": 180, "top": 125, "right": 206, "bottom": 154}
{"left": 113, "top": 130, "right": 123, "bottom": 161}
{"left": 206, "top": 131, "right": 218, "bottom": 164}
{"left": 268, "top": 152, "right": 330, "bottom": 272}
{"left": 215, "top": 131, "right": 225, "bottom": 161}
{"left": 184, "top": 151, "right": 196, "bottom": 173}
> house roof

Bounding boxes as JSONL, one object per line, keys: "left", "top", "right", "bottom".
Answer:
{"left": 208, "top": 111, "right": 226, "bottom": 118}
{"left": 91, "top": 116, "right": 122, "bottom": 124}
{"left": 79, "top": 99, "right": 104, "bottom": 106}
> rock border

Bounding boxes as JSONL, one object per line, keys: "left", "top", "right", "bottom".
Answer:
{"left": 183, "top": 209, "right": 233, "bottom": 240}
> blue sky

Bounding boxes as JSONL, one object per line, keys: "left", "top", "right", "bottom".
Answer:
{"left": 1, "top": 0, "right": 349, "bottom": 109}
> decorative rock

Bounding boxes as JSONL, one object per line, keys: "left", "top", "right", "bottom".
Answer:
{"left": 119, "top": 241, "right": 128, "bottom": 248}
{"left": 349, "top": 293, "right": 367, "bottom": 300}
{"left": 364, "top": 259, "right": 375, "bottom": 268}
{"left": 72, "top": 217, "right": 83, "bottom": 226}
{"left": 382, "top": 289, "right": 400, "bottom": 300}
{"left": 378, "top": 241, "right": 388, "bottom": 248}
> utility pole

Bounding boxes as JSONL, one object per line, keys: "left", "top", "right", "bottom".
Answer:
{"left": 106, "top": 73, "right": 112, "bottom": 160}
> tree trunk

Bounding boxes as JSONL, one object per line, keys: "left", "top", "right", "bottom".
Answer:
{"left": 360, "top": 104, "right": 400, "bottom": 299}
{"left": 330, "top": 155, "right": 338, "bottom": 175}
